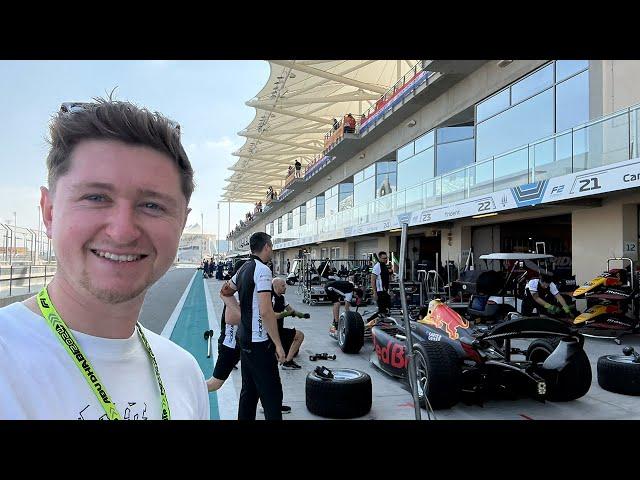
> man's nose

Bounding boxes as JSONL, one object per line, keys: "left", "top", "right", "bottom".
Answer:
{"left": 104, "top": 204, "right": 142, "bottom": 244}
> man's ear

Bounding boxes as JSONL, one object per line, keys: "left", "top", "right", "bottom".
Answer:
{"left": 182, "top": 207, "right": 192, "bottom": 231}
{"left": 40, "top": 186, "right": 53, "bottom": 239}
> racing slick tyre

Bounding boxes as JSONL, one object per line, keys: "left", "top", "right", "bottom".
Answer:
{"left": 597, "top": 355, "right": 640, "bottom": 395}
{"left": 337, "top": 311, "right": 365, "bottom": 353}
{"left": 412, "top": 341, "right": 462, "bottom": 409}
{"left": 526, "top": 338, "right": 562, "bottom": 365}
{"left": 305, "top": 368, "right": 372, "bottom": 418}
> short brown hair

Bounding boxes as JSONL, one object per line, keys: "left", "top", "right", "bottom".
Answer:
{"left": 46, "top": 97, "right": 195, "bottom": 202}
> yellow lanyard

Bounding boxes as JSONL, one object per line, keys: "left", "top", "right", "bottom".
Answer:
{"left": 36, "top": 287, "right": 171, "bottom": 420}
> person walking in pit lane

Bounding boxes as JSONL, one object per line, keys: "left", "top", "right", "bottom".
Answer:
{"left": 271, "top": 278, "right": 310, "bottom": 370}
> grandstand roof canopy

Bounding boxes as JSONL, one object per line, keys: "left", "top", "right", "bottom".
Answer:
{"left": 222, "top": 60, "right": 419, "bottom": 203}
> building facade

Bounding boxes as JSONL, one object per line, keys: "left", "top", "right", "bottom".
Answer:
{"left": 227, "top": 60, "right": 640, "bottom": 284}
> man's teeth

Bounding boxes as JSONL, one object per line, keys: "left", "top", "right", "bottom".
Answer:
{"left": 95, "top": 251, "right": 142, "bottom": 262}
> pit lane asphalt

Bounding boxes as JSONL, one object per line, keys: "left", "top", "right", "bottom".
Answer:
{"left": 139, "top": 267, "right": 640, "bottom": 420}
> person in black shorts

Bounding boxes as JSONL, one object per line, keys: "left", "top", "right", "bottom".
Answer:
{"left": 325, "top": 279, "right": 355, "bottom": 335}
{"left": 205, "top": 292, "right": 241, "bottom": 392}
{"left": 271, "top": 278, "right": 310, "bottom": 370}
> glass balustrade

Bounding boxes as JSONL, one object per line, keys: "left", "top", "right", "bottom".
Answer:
{"left": 261, "top": 104, "right": 640, "bottom": 248}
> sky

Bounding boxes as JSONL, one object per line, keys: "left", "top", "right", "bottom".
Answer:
{"left": 0, "top": 60, "right": 271, "bottom": 239}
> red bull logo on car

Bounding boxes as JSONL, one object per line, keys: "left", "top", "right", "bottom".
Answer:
{"left": 419, "top": 299, "right": 469, "bottom": 340}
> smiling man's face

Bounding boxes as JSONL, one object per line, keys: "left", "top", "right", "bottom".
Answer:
{"left": 41, "top": 140, "right": 189, "bottom": 304}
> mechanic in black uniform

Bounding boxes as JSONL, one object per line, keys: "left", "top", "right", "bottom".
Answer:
{"left": 521, "top": 272, "right": 571, "bottom": 317}
{"left": 225, "top": 232, "right": 286, "bottom": 420}
{"left": 271, "top": 277, "right": 310, "bottom": 370}
{"left": 325, "top": 279, "right": 356, "bottom": 335}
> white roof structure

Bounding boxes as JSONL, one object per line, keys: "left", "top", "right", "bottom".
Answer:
{"left": 223, "top": 60, "right": 420, "bottom": 203}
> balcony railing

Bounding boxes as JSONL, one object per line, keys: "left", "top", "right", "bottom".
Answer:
{"left": 359, "top": 62, "right": 434, "bottom": 135}
{"left": 271, "top": 102, "right": 640, "bottom": 248}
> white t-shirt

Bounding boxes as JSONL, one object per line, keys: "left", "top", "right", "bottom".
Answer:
{"left": 372, "top": 263, "right": 383, "bottom": 292}
{"left": 526, "top": 278, "right": 559, "bottom": 296}
{"left": 0, "top": 302, "right": 209, "bottom": 420}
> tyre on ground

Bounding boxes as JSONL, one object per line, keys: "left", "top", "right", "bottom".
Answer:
{"left": 597, "top": 354, "right": 640, "bottom": 396}
{"left": 305, "top": 368, "right": 372, "bottom": 418}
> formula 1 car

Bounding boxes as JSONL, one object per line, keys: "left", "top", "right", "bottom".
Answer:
{"left": 364, "top": 299, "right": 592, "bottom": 409}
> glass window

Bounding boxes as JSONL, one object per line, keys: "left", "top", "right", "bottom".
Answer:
{"left": 364, "top": 164, "right": 376, "bottom": 179}
{"left": 325, "top": 193, "right": 338, "bottom": 216}
{"left": 556, "top": 60, "right": 589, "bottom": 82}
{"left": 511, "top": 63, "right": 554, "bottom": 104}
{"left": 437, "top": 126, "right": 474, "bottom": 144}
{"left": 476, "top": 88, "right": 510, "bottom": 123}
{"left": 316, "top": 195, "right": 325, "bottom": 219}
{"left": 277, "top": 217, "right": 282, "bottom": 233}
{"left": 300, "top": 204, "right": 306, "bottom": 226}
{"left": 354, "top": 176, "right": 375, "bottom": 205}
{"left": 476, "top": 88, "right": 555, "bottom": 161}
{"left": 338, "top": 182, "right": 354, "bottom": 211}
{"left": 354, "top": 170, "right": 364, "bottom": 183}
{"left": 376, "top": 161, "right": 394, "bottom": 174}
{"left": 306, "top": 198, "right": 316, "bottom": 223}
{"left": 292, "top": 207, "right": 300, "bottom": 229}
{"left": 436, "top": 138, "right": 475, "bottom": 176}
{"left": 287, "top": 212, "right": 293, "bottom": 230}
{"left": 415, "top": 130, "right": 435, "bottom": 153}
{"left": 397, "top": 142, "right": 414, "bottom": 162}
{"left": 376, "top": 172, "right": 397, "bottom": 197}
{"left": 556, "top": 70, "right": 589, "bottom": 132}
{"left": 397, "top": 146, "right": 435, "bottom": 191}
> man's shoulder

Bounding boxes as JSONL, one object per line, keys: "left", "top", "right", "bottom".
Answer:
{"left": 254, "top": 261, "right": 272, "bottom": 277}
{"left": 0, "top": 301, "right": 42, "bottom": 334}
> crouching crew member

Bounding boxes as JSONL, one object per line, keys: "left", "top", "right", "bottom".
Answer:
{"left": 271, "top": 278, "right": 310, "bottom": 370}
{"left": 522, "top": 273, "right": 571, "bottom": 317}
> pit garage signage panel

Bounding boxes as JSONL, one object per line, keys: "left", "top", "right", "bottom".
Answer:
{"left": 405, "top": 156, "right": 640, "bottom": 229}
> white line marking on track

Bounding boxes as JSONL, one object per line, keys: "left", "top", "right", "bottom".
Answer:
{"left": 160, "top": 270, "right": 197, "bottom": 338}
